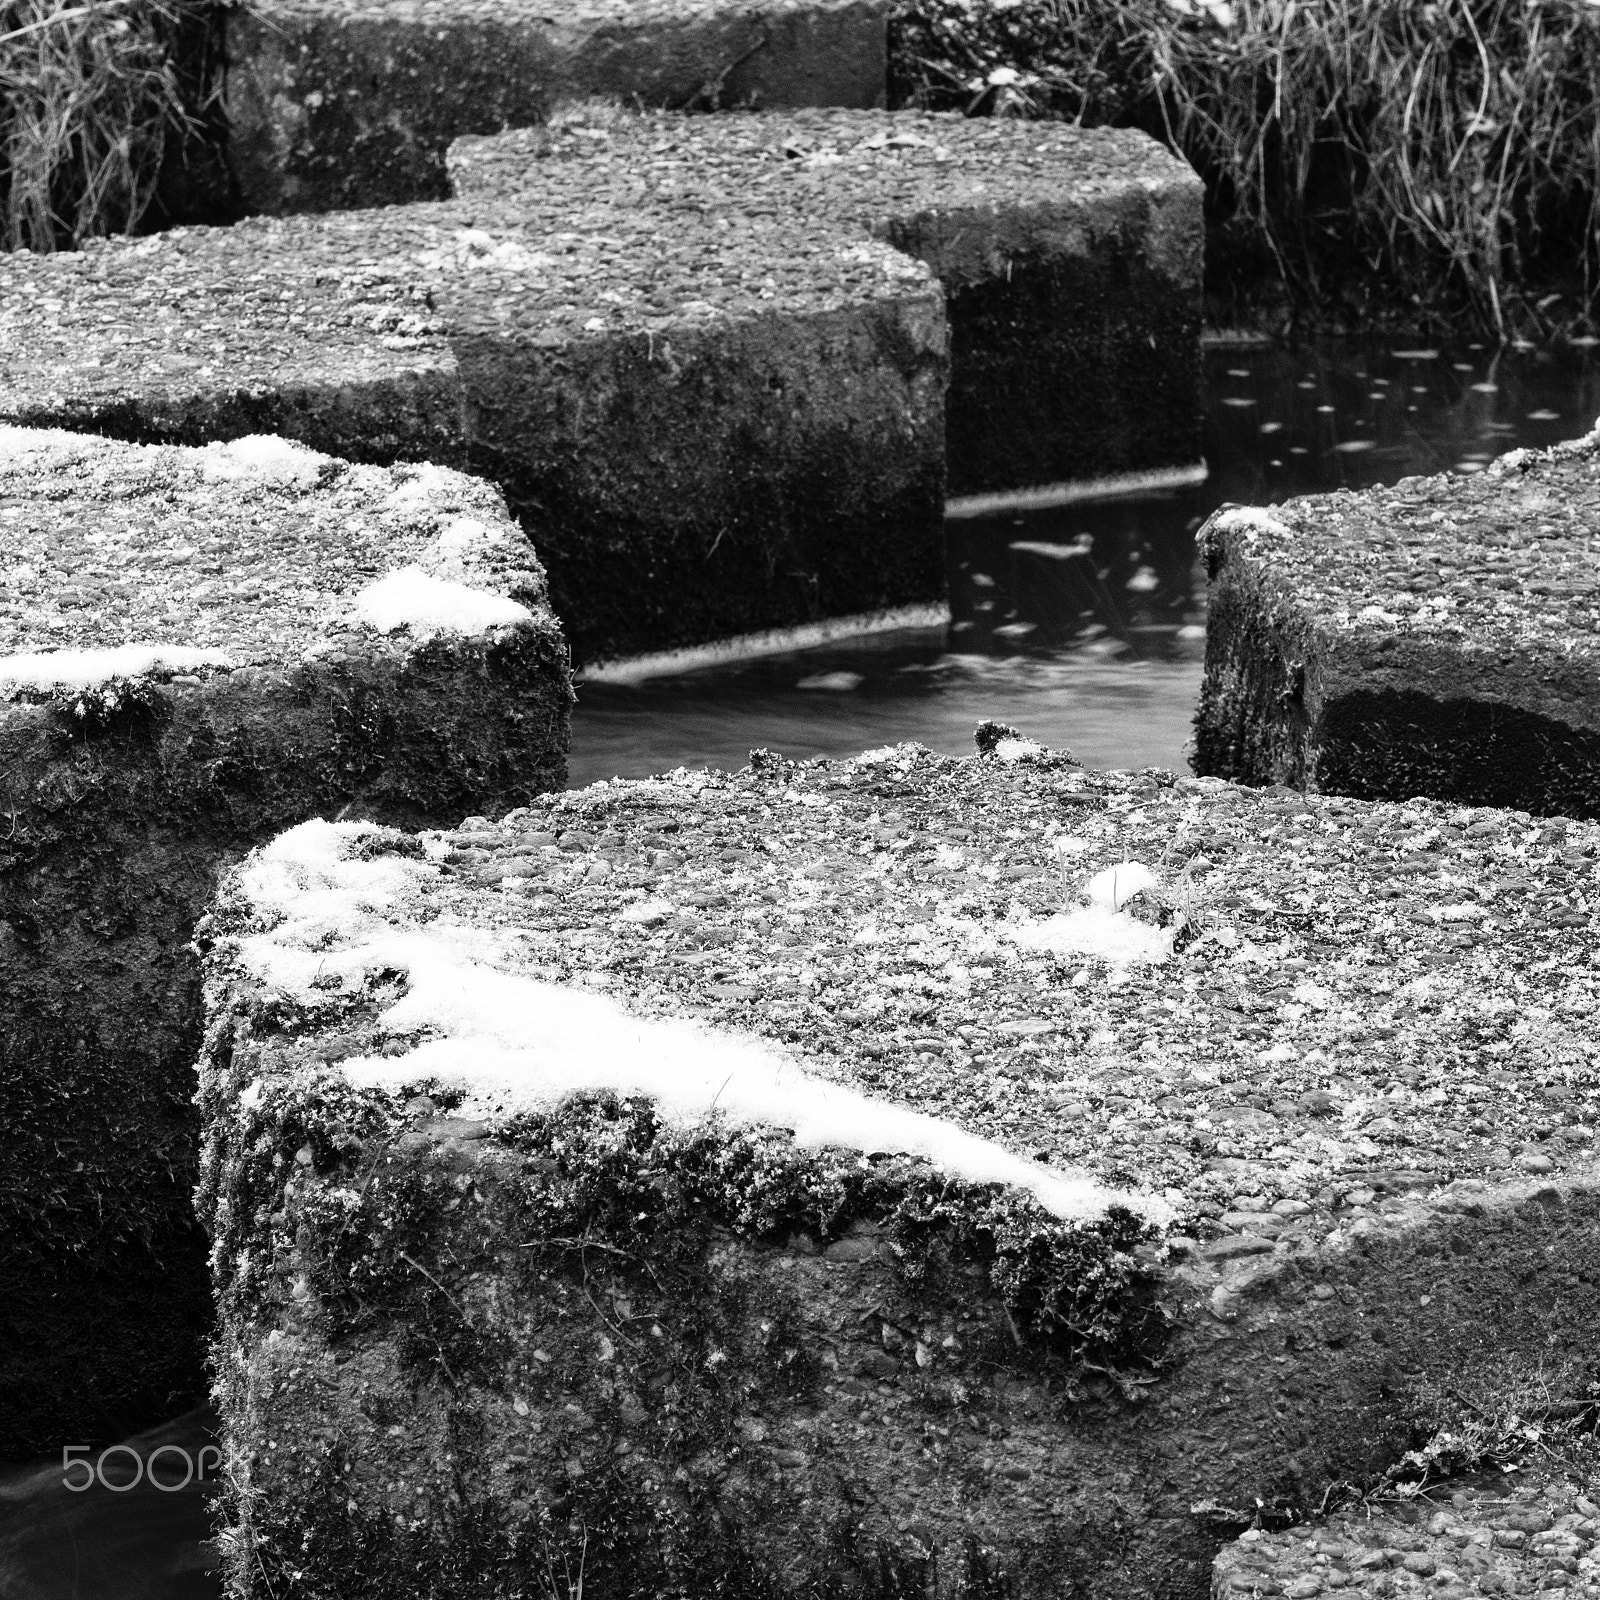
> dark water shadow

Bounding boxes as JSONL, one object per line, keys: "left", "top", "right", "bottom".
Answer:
{"left": 0, "top": 1406, "right": 220, "bottom": 1600}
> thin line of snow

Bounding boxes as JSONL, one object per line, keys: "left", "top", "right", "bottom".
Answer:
{"left": 0, "top": 644, "right": 234, "bottom": 697}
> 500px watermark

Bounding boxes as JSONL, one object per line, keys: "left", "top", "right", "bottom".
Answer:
{"left": 61, "top": 1443, "right": 221, "bottom": 1491}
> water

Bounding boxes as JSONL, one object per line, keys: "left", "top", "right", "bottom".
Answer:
{"left": 8, "top": 333, "right": 1600, "bottom": 1597}
{"left": 0, "top": 1407, "right": 221, "bottom": 1599}
{"left": 569, "top": 334, "right": 1600, "bottom": 787}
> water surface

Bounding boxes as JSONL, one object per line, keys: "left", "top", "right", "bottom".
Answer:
{"left": 570, "top": 334, "right": 1600, "bottom": 787}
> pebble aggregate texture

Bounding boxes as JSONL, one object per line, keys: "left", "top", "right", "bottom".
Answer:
{"left": 1215, "top": 1472, "right": 1600, "bottom": 1597}
{"left": 1196, "top": 424, "right": 1600, "bottom": 819}
{"left": 0, "top": 426, "right": 571, "bottom": 1459}
{"left": 199, "top": 738, "right": 1600, "bottom": 1599}
{"left": 224, "top": 0, "right": 889, "bottom": 217}
{"left": 450, "top": 105, "right": 1205, "bottom": 499}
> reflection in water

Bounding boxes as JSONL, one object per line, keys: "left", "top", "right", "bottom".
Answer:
{"left": 571, "top": 334, "right": 1600, "bottom": 786}
{"left": 0, "top": 1407, "right": 220, "bottom": 1600}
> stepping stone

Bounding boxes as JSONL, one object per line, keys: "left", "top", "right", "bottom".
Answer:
{"left": 0, "top": 109, "right": 1199, "bottom": 664}
{"left": 225, "top": 0, "right": 890, "bottom": 216}
{"left": 1215, "top": 1468, "right": 1600, "bottom": 1597}
{"left": 0, "top": 193, "right": 945, "bottom": 665}
{"left": 198, "top": 739, "right": 1600, "bottom": 1599}
{"left": 1196, "top": 426, "right": 1600, "bottom": 817}
{"left": 0, "top": 426, "right": 570, "bottom": 1458}
{"left": 450, "top": 105, "right": 1205, "bottom": 500}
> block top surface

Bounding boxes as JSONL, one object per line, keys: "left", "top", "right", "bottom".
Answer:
{"left": 0, "top": 426, "right": 552, "bottom": 696}
{"left": 1206, "top": 423, "right": 1600, "bottom": 663}
{"left": 0, "top": 196, "right": 934, "bottom": 425}
{"left": 449, "top": 105, "right": 1199, "bottom": 232}
{"left": 212, "top": 741, "right": 1600, "bottom": 1234}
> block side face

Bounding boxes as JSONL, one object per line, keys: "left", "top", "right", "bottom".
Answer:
{"left": 463, "top": 293, "right": 949, "bottom": 664}
{"left": 0, "top": 633, "right": 570, "bottom": 1456}
{"left": 1312, "top": 678, "right": 1600, "bottom": 820}
{"left": 1174, "top": 1188, "right": 1600, "bottom": 1599}
{"left": 552, "top": 0, "right": 888, "bottom": 111}
{"left": 931, "top": 188, "right": 1204, "bottom": 495}
{"left": 1193, "top": 527, "right": 1321, "bottom": 787}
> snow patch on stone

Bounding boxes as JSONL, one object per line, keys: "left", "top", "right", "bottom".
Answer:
{"left": 1085, "top": 861, "right": 1160, "bottom": 911}
{"left": 353, "top": 567, "right": 531, "bottom": 638}
{"left": 1008, "top": 905, "right": 1171, "bottom": 966}
{"left": 200, "top": 435, "right": 327, "bottom": 491}
{"left": 1212, "top": 507, "right": 1294, "bottom": 541}
{"left": 1006, "top": 860, "right": 1170, "bottom": 966}
{"left": 0, "top": 644, "right": 234, "bottom": 698}
{"left": 992, "top": 736, "right": 1045, "bottom": 763}
{"left": 415, "top": 229, "right": 558, "bottom": 277}
{"left": 383, "top": 463, "right": 468, "bottom": 518}
{"left": 235, "top": 821, "right": 1168, "bottom": 1227}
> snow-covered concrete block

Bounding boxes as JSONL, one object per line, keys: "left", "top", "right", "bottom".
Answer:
{"left": 0, "top": 426, "right": 570, "bottom": 1457}
{"left": 1196, "top": 424, "right": 1600, "bottom": 816}
{"left": 451, "top": 106, "right": 1205, "bottom": 499}
{"left": 224, "top": 0, "right": 889, "bottom": 216}
{"left": 199, "top": 740, "right": 1600, "bottom": 1599}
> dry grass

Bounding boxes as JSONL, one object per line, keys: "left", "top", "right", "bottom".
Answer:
{"left": 0, "top": 0, "right": 214, "bottom": 251}
{"left": 891, "top": 0, "right": 1600, "bottom": 335}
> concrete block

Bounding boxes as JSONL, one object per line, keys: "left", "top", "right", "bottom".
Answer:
{"left": 198, "top": 742, "right": 1600, "bottom": 1599}
{"left": 224, "top": 0, "right": 889, "bottom": 216}
{"left": 1195, "top": 425, "right": 1600, "bottom": 816}
{"left": 2, "top": 109, "right": 1200, "bottom": 663}
{"left": 0, "top": 426, "right": 570, "bottom": 1457}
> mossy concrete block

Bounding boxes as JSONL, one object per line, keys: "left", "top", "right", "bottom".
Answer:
{"left": 0, "top": 426, "right": 571, "bottom": 1460}
{"left": 1195, "top": 425, "right": 1600, "bottom": 816}
{"left": 451, "top": 106, "right": 1204, "bottom": 498}
{"left": 223, "top": 0, "right": 889, "bottom": 216}
{"left": 198, "top": 742, "right": 1600, "bottom": 1598}
{"left": 0, "top": 192, "right": 947, "bottom": 666}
